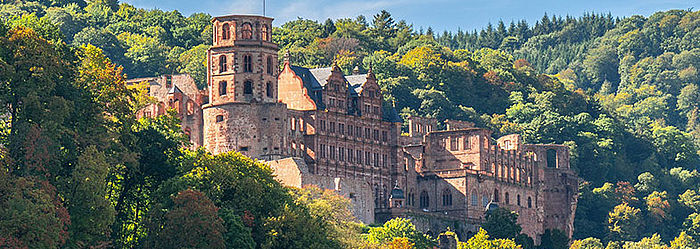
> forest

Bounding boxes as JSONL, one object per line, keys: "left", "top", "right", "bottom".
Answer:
{"left": 1, "top": 0, "right": 700, "bottom": 248}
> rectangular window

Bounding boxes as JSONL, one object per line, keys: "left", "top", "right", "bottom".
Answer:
{"left": 356, "top": 126, "right": 361, "bottom": 137}
{"left": 320, "top": 120, "right": 326, "bottom": 131}
{"left": 382, "top": 154, "right": 388, "bottom": 168}
{"left": 329, "top": 98, "right": 335, "bottom": 107}
{"left": 357, "top": 150, "right": 362, "bottom": 164}
{"left": 464, "top": 136, "right": 471, "bottom": 150}
{"left": 373, "top": 153, "right": 379, "bottom": 166}
{"left": 365, "top": 104, "right": 370, "bottom": 113}
{"left": 373, "top": 106, "right": 380, "bottom": 114}
{"left": 450, "top": 136, "right": 458, "bottom": 151}
{"left": 373, "top": 130, "right": 380, "bottom": 141}
{"left": 319, "top": 144, "right": 326, "bottom": 158}
{"left": 339, "top": 123, "right": 345, "bottom": 135}
{"left": 365, "top": 151, "right": 371, "bottom": 165}
{"left": 330, "top": 122, "right": 336, "bottom": 133}
{"left": 339, "top": 147, "right": 345, "bottom": 161}
{"left": 330, "top": 146, "right": 336, "bottom": 160}
{"left": 348, "top": 148, "right": 354, "bottom": 162}
{"left": 348, "top": 125, "right": 354, "bottom": 137}
{"left": 339, "top": 100, "right": 345, "bottom": 109}
{"left": 382, "top": 131, "right": 388, "bottom": 142}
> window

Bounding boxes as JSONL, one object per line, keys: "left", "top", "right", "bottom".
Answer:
{"left": 482, "top": 196, "right": 489, "bottom": 208}
{"left": 505, "top": 192, "right": 510, "bottom": 204}
{"left": 365, "top": 128, "right": 371, "bottom": 139}
{"left": 365, "top": 104, "right": 370, "bottom": 113}
{"left": 547, "top": 149, "right": 557, "bottom": 168}
{"left": 339, "top": 123, "right": 344, "bottom": 135}
{"left": 373, "top": 106, "right": 380, "bottom": 115}
{"left": 329, "top": 122, "right": 336, "bottom": 133}
{"left": 216, "top": 115, "right": 224, "bottom": 123}
{"left": 527, "top": 197, "right": 532, "bottom": 208}
{"left": 239, "top": 146, "right": 249, "bottom": 151}
{"left": 329, "top": 98, "right": 335, "bottom": 107}
{"left": 356, "top": 126, "right": 361, "bottom": 137}
{"left": 348, "top": 125, "right": 354, "bottom": 136}
{"left": 382, "top": 154, "right": 388, "bottom": 168}
{"left": 408, "top": 191, "right": 415, "bottom": 206}
{"left": 471, "top": 191, "right": 478, "bottom": 206}
{"left": 266, "top": 82, "right": 273, "bottom": 98}
{"left": 494, "top": 189, "right": 500, "bottom": 202}
{"left": 319, "top": 144, "right": 326, "bottom": 158}
{"left": 356, "top": 150, "right": 362, "bottom": 164}
{"left": 382, "top": 131, "right": 388, "bottom": 142}
{"left": 420, "top": 191, "right": 429, "bottom": 208}
{"left": 517, "top": 194, "right": 521, "bottom": 206}
{"left": 330, "top": 146, "right": 336, "bottom": 160}
{"left": 339, "top": 100, "right": 345, "bottom": 109}
{"left": 244, "top": 55, "right": 252, "bottom": 72}
{"left": 219, "top": 81, "right": 227, "bottom": 96}
{"left": 241, "top": 23, "right": 253, "bottom": 39}
{"left": 442, "top": 189, "right": 452, "bottom": 206}
{"left": 464, "top": 136, "right": 471, "bottom": 150}
{"left": 267, "top": 56, "right": 274, "bottom": 75}
{"left": 373, "top": 130, "right": 379, "bottom": 140}
{"left": 219, "top": 55, "right": 227, "bottom": 73}
{"left": 365, "top": 151, "right": 371, "bottom": 165}
{"left": 339, "top": 147, "right": 345, "bottom": 161}
{"left": 348, "top": 148, "right": 354, "bottom": 162}
{"left": 373, "top": 153, "right": 379, "bottom": 166}
{"left": 244, "top": 81, "right": 253, "bottom": 94}
{"left": 261, "top": 24, "right": 269, "bottom": 41}
{"left": 222, "top": 23, "right": 230, "bottom": 40}
{"left": 450, "top": 136, "right": 458, "bottom": 151}
{"left": 320, "top": 120, "right": 326, "bottom": 131}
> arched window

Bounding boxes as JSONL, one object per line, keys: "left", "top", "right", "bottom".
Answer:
{"left": 419, "top": 191, "right": 429, "bottom": 208}
{"left": 241, "top": 23, "right": 253, "bottom": 39}
{"left": 408, "top": 190, "right": 415, "bottom": 206}
{"left": 244, "top": 81, "right": 253, "bottom": 95}
{"left": 527, "top": 197, "right": 532, "bottom": 208}
{"left": 261, "top": 24, "right": 269, "bottom": 41}
{"left": 244, "top": 55, "right": 252, "bottom": 72}
{"left": 219, "top": 55, "right": 227, "bottom": 73}
{"left": 266, "top": 81, "right": 273, "bottom": 98}
{"left": 442, "top": 189, "right": 452, "bottom": 206}
{"left": 267, "top": 56, "right": 274, "bottom": 75}
{"left": 222, "top": 23, "right": 230, "bottom": 40}
{"left": 471, "top": 190, "right": 478, "bottom": 206}
{"left": 482, "top": 195, "right": 488, "bottom": 207}
{"left": 219, "top": 81, "right": 227, "bottom": 96}
{"left": 517, "top": 194, "right": 521, "bottom": 206}
{"left": 186, "top": 100, "right": 195, "bottom": 115}
{"left": 505, "top": 192, "right": 510, "bottom": 204}
{"left": 547, "top": 149, "right": 557, "bottom": 168}
{"left": 494, "top": 189, "right": 500, "bottom": 202}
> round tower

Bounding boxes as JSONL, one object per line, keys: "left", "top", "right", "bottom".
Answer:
{"left": 203, "top": 15, "right": 288, "bottom": 159}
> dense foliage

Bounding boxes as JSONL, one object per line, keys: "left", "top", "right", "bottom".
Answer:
{"left": 4, "top": 0, "right": 700, "bottom": 248}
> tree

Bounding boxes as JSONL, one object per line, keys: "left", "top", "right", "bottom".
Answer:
{"left": 154, "top": 189, "right": 226, "bottom": 249}
{"left": 570, "top": 237, "right": 605, "bottom": 249}
{"left": 537, "top": 229, "right": 568, "bottom": 249}
{"left": 482, "top": 208, "right": 522, "bottom": 240}
{"left": 608, "top": 203, "right": 641, "bottom": 241}
{"left": 459, "top": 229, "right": 521, "bottom": 249}
{"left": 366, "top": 218, "right": 434, "bottom": 249}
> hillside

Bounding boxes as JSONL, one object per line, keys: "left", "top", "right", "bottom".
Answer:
{"left": 2, "top": 0, "right": 700, "bottom": 247}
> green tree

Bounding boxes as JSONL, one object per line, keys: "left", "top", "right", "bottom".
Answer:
{"left": 482, "top": 208, "right": 522, "bottom": 240}
{"left": 608, "top": 203, "right": 642, "bottom": 241}
{"left": 154, "top": 189, "right": 226, "bottom": 249}
{"left": 366, "top": 218, "right": 434, "bottom": 249}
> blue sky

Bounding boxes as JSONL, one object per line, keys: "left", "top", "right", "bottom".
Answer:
{"left": 121, "top": 0, "right": 697, "bottom": 32}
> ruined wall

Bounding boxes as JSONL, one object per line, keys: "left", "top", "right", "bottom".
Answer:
{"left": 267, "top": 157, "right": 375, "bottom": 224}
{"left": 202, "top": 102, "right": 288, "bottom": 159}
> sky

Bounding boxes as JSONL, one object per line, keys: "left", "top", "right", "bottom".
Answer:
{"left": 121, "top": 0, "right": 698, "bottom": 32}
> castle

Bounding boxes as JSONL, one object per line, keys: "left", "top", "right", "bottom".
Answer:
{"left": 127, "top": 14, "right": 579, "bottom": 243}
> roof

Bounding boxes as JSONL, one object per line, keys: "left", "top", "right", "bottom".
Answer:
{"left": 345, "top": 74, "right": 368, "bottom": 95}
{"left": 390, "top": 186, "right": 405, "bottom": 199}
{"left": 308, "top": 67, "right": 333, "bottom": 88}
{"left": 168, "top": 85, "right": 183, "bottom": 94}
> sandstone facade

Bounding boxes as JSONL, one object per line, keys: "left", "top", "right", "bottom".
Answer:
{"left": 128, "top": 13, "right": 579, "bottom": 244}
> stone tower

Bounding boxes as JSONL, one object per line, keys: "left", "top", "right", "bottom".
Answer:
{"left": 203, "top": 15, "right": 288, "bottom": 159}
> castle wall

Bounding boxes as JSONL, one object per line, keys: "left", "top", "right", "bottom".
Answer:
{"left": 267, "top": 157, "right": 375, "bottom": 224}
{"left": 202, "top": 102, "right": 288, "bottom": 159}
